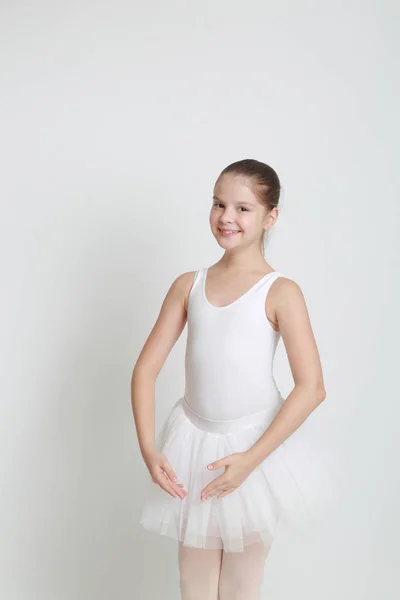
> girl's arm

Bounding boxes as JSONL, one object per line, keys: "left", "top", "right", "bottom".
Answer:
{"left": 131, "top": 270, "right": 194, "bottom": 476}
{"left": 246, "top": 277, "right": 326, "bottom": 468}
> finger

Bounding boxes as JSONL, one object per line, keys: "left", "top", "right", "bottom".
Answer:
{"left": 217, "top": 489, "right": 234, "bottom": 499}
{"left": 161, "top": 468, "right": 179, "bottom": 483}
{"left": 156, "top": 470, "right": 186, "bottom": 497}
{"left": 211, "top": 484, "right": 229, "bottom": 496}
{"left": 160, "top": 461, "right": 178, "bottom": 483}
{"left": 170, "top": 479, "right": 188, "bottom": 497}
{"left": 201, "top": 485, "right": 217, "bottom": 498}
{"left": 207, "top": 457, "right": 230, "bottom": 471}
{"left": 161, "top": 471, "right": 187, "bottom": 492}
{"left": 172, "top": 481, "right": 187, "bottom": 493}
{"left": 156, "top": 475, "right": 186, "bottom": 499}
{"left": 204, "top": 489, "right": 222, "bottom": 499}
{"left": 158, "top": 480, "right": 178, "bottom": 498}
{"left": 201, "top": 488, "right": 224, "bottom": 500}
{"left": 201, "top": 483, "right": 227, "bottom": 500}
{"left": 201, "top": 476, "right": 226, "bottom": 497}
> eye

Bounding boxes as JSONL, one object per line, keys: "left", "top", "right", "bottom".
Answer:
{"left": 212, "top": 202, "right": 248, "bottom": 211}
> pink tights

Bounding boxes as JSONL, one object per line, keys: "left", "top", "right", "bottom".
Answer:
{"left": 178, "top": 541, "right": 270, "bottom": 600}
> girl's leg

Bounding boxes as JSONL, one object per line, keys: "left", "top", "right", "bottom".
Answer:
{"left": 218, "top": 541, "right": 271, "bottom": 600}
{"left": 178, "top": 541, "right": 223, "bottom": 600}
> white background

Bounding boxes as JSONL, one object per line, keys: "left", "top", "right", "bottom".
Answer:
{"left": 1, "top": 1, "right": 399, "bottom": 598}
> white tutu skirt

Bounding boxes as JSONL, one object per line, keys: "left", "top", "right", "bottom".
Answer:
{"left": 140, "top": 396, "right": 341, "bottom": 553}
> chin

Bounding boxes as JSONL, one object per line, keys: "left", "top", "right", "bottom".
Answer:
{"left": 214, "top": 237, "right": 241, "bottom": 250}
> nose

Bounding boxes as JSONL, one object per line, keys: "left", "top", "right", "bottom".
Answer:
{"left": 219, "top": 207, "right": 236, "bottom": 223}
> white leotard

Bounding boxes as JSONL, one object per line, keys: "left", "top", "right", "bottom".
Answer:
{"left": 184, "top": 267, "right": 284, "bottom": 421}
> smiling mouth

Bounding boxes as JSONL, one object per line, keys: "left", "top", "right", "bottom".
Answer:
{"left": 218, "top": 227, "right": 241, "bottom": 236}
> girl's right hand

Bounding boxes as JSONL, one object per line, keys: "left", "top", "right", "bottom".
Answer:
{"left": 143, "top": 449, "right": 187, "bottom": 500}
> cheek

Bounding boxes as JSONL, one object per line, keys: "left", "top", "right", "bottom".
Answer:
{"left": 237, "top": 214, "right": 252, "bottom": 229}
{"left": 209, "top": 211, "right": 218, "bottom": 226}
{"left": 239, "top": 216, "right": 260, "bottom": 237}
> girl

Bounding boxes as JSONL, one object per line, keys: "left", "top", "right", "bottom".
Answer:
{"left": 131, "top": 159, "right": 336, "bottom": 599}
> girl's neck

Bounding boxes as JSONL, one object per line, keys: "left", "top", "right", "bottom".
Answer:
{"left": 215, "top": 251, "right": 271, "bottom": 274}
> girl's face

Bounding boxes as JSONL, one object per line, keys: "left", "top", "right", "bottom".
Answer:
{"left": 209, "top": 174, "right": 271, "bottom": 250}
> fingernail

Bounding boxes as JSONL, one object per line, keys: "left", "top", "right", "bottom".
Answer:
{"left": 172, "top": 476, "right": 177, "bottom": 481}
{"left": 207, "top": 465, "right": 213, "bottom": 470}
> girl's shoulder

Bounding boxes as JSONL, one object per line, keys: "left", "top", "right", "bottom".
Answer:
{"left": 169, "top": 269, "right": 201, "bottom": 312}
{"left": 172, "top": 269, "right": 200, "bottom": 288}
{"left": 266, "top": 274, "right": 309, "bottom": 321}
{"left": 268, "top": 274, "right": 305, "bottom": 300}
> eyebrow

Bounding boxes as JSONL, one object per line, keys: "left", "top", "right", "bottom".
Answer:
{"left": 212, "top": 195, "right": 255, "bottom": 207}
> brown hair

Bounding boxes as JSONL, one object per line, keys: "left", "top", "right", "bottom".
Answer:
{"left": 217, "top": 158, "right": 281, "bottom": 254}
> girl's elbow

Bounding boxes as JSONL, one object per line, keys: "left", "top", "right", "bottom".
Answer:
{"left": 316, "top": 383, "right": 327, "bottom": 403}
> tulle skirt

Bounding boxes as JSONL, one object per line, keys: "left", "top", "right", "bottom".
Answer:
{"left": 139, "top": 395, "right": 341, "bottom": 553}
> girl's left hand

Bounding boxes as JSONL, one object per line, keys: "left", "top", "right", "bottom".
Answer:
{"left": 200, "top": 451, "right": 256, "bottom": 500}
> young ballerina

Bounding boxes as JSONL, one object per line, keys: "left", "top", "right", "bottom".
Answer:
{"left": 131, "top": 159, "right": 335, "bottom": 599}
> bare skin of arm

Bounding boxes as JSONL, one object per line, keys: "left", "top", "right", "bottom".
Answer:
{"left": 131, "top": 271, "right": 196, "bottom": 500}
